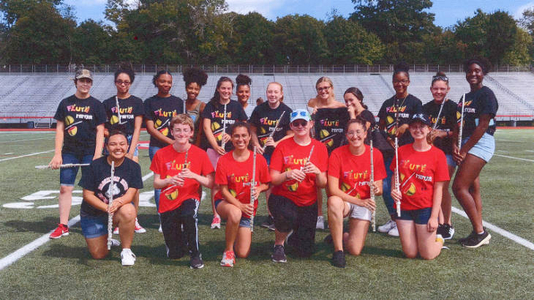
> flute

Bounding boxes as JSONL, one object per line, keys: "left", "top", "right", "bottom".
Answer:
{"left": 370, "top": 139, "right": 376, "bottom": 232}
{"left": 36, "top": 163, "right": 89, "bottom": 169}
{"left": 262, "top": 111, "right": 285, "bottom": 151}
{"left": 249, "top": 147, "right": 257, "bottom": 232}
{"left": 107, "top": 161, "right": 115, "bottom": 250}
{"left": 458, "top": 93, "right": 466, "bottom": 149}
{"left": 221, "top": 103, "right": 227, "bottom": 150}
{"left": 395, "top": 136, "right": 401, "bottom": 218}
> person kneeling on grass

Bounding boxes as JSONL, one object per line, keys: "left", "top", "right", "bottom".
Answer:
{"left": 150, "top": 114, "right": 215, "bottom": 269}
{"left": 268, "top": 109, "right": 328, "bottom": 262}
{"left": 327, "top": 118, "right": 386, "bottom": 268}
{"left": 391, "top": 114, "right": 449, "bottom": 260}
{"left": 79, "top": 131, "right": 143, "bottom": 266}
{"left": 215, "top": 122, "right": 271, "bottom": 267}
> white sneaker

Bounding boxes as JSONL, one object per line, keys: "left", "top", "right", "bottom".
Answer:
{"left": 135, "top": 218, "right": 147, "bottom": 233}
{"left": 158, "top": 224, "right": 163, "bottom": 233}
{"left": 378, "top": 220, "right": 396, "bottom": 233}
{"left": 111, "top": 238, "right": 120, "bottom": 247}
{"left": 316, "top": 216, "right": 325, "bottom": 230}
{"left": 113, "top": 227, "right": 119, "bottom": 235}
{"left": 387, "top": 224, "right": 399, "bottom": 237}
{"left": 121, "top": 249, "right": 136, "bottom": 266}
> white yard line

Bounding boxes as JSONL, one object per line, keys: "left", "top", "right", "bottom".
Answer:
{"left": 0, "top": 150, "right": 55, "bottom": 162}
{"left": 494, "top": 154, "right": 534, "bottom": 163}
{"left": 451, "top": 207, "right": 534, "bottom": 251}
{"left": 0, "top": 136, "right": 55, "bottom": 144}
{"left": 0, "top": 172, "right": 154, "bottom": 271}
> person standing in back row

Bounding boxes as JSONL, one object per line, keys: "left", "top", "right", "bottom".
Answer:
{"left": 49, "top": 69, "right": 106, "bottom": 239}
{"left": 377, "top": 62, "right": 422, "bottom": 237}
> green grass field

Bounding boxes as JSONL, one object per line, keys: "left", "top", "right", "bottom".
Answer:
{"left": 0, "top": 129, "right": 533, "bottom": 299}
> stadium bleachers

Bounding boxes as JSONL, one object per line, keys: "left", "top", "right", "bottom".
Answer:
{"left": 1, "top": 72, "right": 533, "bottom": 126}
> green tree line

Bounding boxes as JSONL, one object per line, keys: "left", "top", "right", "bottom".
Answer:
{"left": 0, "top": 0, "right": 532, "bottom": 66}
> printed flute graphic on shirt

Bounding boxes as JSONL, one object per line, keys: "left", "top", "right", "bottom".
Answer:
{"left": 64, "top": 104, "right": 92, "bottom": 136}
{"left": 153, "top": 109, "right": 179, "bottom": 137}
{"left": 314, "top": 108, "right": 350, "bottom": 153}
{"left": 211, "top": 109, "right": 234, "bottom": 144}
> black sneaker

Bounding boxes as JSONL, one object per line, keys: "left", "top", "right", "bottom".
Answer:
{"left": 190, "top": 255, "right": 204, "bottom": 269}
{"left": 272, "top": 245, "right": 287, "bottom": 263}
{"left": 458, "top": 230, "right": 476, "bottom": 244}
{"left": 437, "top": 224, "right": 446, "bottom": 236}
{"left": 332, "top": 250, "right": 346, "bottom": 268}
{"left": 461, "top": 229, "right": 491, "bottom": 248}
{"left": 261, "top": 216, "right": 274, "bottom": 229}
{"left": 441, "top": 224, "right": 455, "bottom": 240}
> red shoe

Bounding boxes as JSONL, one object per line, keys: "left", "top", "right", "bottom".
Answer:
{"left": 49, "top": 224, "right": 69, "bottom": 239}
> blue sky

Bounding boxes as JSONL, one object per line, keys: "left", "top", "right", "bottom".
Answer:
{"left": 65, "top": 0, "right": 534, "bottom": 28}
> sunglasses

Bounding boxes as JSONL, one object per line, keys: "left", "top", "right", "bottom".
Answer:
{"left": 291, "top": 120, "right": 308, "bottom": 127}
{"left": 432, "top": 75, "right": 449, "bottom": 82}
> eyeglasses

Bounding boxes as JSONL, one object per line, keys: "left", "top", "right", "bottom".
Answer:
{"left": 346, "top": 130, "right": 365, "bottom": 137}
{"left": 317, "top": 86, "right": 331, "bottom": 92}
{"left": 115, "top": 80, "right": 131, "bottom": 85}
{"left": 432, "top": 75, "right": 448, "bottom": 82}
{"left": 291, "top": 120, "right": 308, "bottom": 127}
{"left": 393, "top": 79, "right": 409, "bottom": 84}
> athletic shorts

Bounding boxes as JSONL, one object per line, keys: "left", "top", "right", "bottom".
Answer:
{"left": 397, "top": 207, "right": 432, "bottom": 225}
{"left": 345, "top": 202, "right": 371, "bottom": 221}
{"left": 215, "top": 199, "right": 252, "bottom": 228}
{"left": 60, "top": 153, "right": 93, "bottom": 186}
{"left": 207, "top": 148, "right": 222, "bottom": 170}
{"left": 103, "top": 134, "right": 139, "bottom": 157}
{"left": 80, "top": 214, "right": 108, "bottom": 239}
{"left": 445, "top": 154, "right": 456, "bottom": 168}
{"left": 463, "top": 133, "right": 495, "bottom": 163}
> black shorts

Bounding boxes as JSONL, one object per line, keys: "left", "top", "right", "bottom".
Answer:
{"left": 268, "top": 194, "right": 317, "bottom": 257}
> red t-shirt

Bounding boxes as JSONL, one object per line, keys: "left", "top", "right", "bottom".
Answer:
{"left": 150, "top": 144, "right": 214, "bottom": 213}
{"left": 215, "top": 149, "right": 271, "bottom": 218}
{"left": 328, "top": 145, "right": 387, "bottom": 199}
{"left": 391, "top": 144, "right": 449, "bottom": 210}
{"left": 270, "top": 138, "right": 328, "bottom": 206}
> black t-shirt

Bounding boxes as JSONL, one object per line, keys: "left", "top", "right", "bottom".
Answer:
{"left": 79, "top": 157, "right": 143, "bottom": 217}
{"left": 423, "top": 99, "right": 457, "bottom": 155}
{"left": 458, "top": 86, "right": 498, "bottom": 137}
{"left": 144, "top": 95, "right": 184, "bottom": 148}
{"left": 53, "top": 95, "right": 107, "bottom": 156}
{"left": 359, "top": 109, "right": 377, "bottom": 128}
{"left": 313, "top": 107, "right": 351, "bottom": 155}
{"left": 378, "top": 94, "right": 423, "bottom": 146}
{"left": 201, "top": 100, "right": 247, "bottom": 152}
{"left": 249, "top": 102, "right": 292, "bottom": 156}
{"left": 103, "top": 95, "right": 144, "bottom": 135}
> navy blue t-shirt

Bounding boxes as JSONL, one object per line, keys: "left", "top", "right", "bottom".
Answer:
{"left": 458, "top": 86, "right": 498, "bottom": 137}
{"left": 103, "top": 95, "right": 144, "bottom": 135}
{"left": 53, "top": 95, "right": 106, "bottom": 156}
{"left": 144, "top": 95, "right": 184, "bottom": 149}
{"left": 249, "top": 102, "right": 292, "bottom": 156}
{"left": 378, "top": 94, "right": 423, "bottom": 146}
{"left": 201, "top": 100, "right": 247, "bottom": 152}
{"left": 80, "top": 157, "right": 143, "bottom": 217}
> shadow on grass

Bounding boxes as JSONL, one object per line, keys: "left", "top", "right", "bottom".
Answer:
{"left": 4, "top": 217, "right": 71, "bottom": 234}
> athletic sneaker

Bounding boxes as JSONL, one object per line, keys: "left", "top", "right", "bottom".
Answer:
{"left": 113, "top": 227, "right": 119, "bottom": 235}
{"left": 261, "top": 216, "right": 274, "bottom": 229}
{"left": 158, "top": 224, "right": 163, "bottom": 233}
{"left": 211, "top": 216, "right": 221, "bottom": 229}
{"left": 135, "top": 218, "right": 146, "bottom": 233}
{"left": 220, "top": 250, "right": 235, "bottom": 267}
{"left": 436, "top": 234, "right": 444, "bottom": 245}
{"left": 110, "top": 238, "right": 121, "bottom": 247}
{"left": 461, "top": 229, "right": 491, "bottom": 249}
{"left": 49, "top": 224, "right": 69, "bottom": 239}
{"left": 378, "top": 220, "right": 396, "bottom": 233}
{"left": 190, "top": 255, "right": 204, "bottom": 269}
{"left": 332, "top": 250, "right": 346, "bottom": 268}
{"left": 272, "top": 245, "right": 287, "bottom": 263}
{"left": 316, "top": 216, "right": 325, "bottom": 230}
{"left": 437, "top": 224, "right": 455, "bottom": 240}
{"left": 121, "top": 249, "right": 136, "bottom": 266}
{"left": 387, "top": 224, "right": 399, "bottom": 237}
{"left": 458, "top": 230, "right": 476, "bottom": 244}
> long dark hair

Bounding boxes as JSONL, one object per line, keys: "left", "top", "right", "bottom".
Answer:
{"left": 210, "top": 77, "right": 234, "bottom": 108}
{"left": 230, "top": 121, "right": 253, "bottom": 150}
{"left": 344, "top": 87, "right": 368, "bottom": 110}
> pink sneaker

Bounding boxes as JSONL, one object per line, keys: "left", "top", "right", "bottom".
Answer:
{"left": 211, "top": 215, "right": 221, "bottom": 229}
{"left": 220, "top": 250, "right": 235, "bottom": 267}
{"left": 134, "top": 218, "right": 146, "bottom": 233}
{"left": 49, "top": 224, "right": 69, "bottom": 239}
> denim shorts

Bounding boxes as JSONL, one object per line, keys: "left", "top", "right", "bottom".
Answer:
{"left": 80, "top": 214, "right": 108, "bottom": 239}
{"left": 463, "top": 133, "right": 495, "bottom": 163}
{"left": 397, "top": 207, "right": 432, "bottom": 224}
{"left": 103, "top": 134, "right": 139, "bottom": 157}
{"left": 215, "top": 199, "right": 251, "bottom": 227}
{"left": 445, "top": 154, "right": 456, "bottom": 168}
{"left": 60, "top": 153, "right": 93, "bottom": 186}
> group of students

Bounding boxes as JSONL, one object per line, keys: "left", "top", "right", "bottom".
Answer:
{"left": 47, "top": 57, "right": 498, "bottom": 269}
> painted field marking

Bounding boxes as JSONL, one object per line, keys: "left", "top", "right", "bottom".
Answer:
{"left": 451, "top": 207, "right": 534, "bottom": 251}
{"left": 0, "top": 150, "right": 54, "bottom": 162}
{"left": 494, "top": 154, "right": 534, "bottom": 163}
{"left": 0, "top": 172, "right": 155, "bottom": 271}
{"left": 0, "top": 136, "right": 54, "bottom": 144}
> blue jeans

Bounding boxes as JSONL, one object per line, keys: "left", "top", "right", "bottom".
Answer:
{"left": 382, "top": 156, "right": 395, "bottom": 216}
{"left": 149, "top": 145, "right": 161, "bottom": 210}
